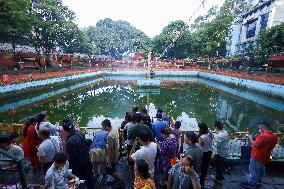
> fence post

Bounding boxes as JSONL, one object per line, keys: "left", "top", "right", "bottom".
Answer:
{"left": 16, "top": 159, "right": 28, "bottom": 189}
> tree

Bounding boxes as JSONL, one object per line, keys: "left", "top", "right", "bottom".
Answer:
{"left": 257, "top": 23, "right": 284, "bottom": 55}
{"left": 152, "top": 20, "right": 192, "bottom": 59}
{"left": 30, "top": 0, "right": 76, "bottom": 54}
{"left": 0, "top": 0, "right": 32, "bottom": 57}
{"left": 57, "top": 22, "right": 93, "bottom": 55}
{"left": 84, "top": 18, "right": 151, "bottom": 59}
{"left": 188, "top": 0, "right": 252, "bottom": 58}
{"left": 249, "top": 23, "right": 284, "bottom": 67}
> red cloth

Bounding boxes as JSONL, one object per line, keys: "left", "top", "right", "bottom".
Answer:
{"left": 2, "top": 74, "right": 11, "bottom": 85}
{"left": 251, "top": 131, "right": 278, "bottom": 164}
{"left": 26, "top": 125, "right": 42, "bottom": 167}
{"left": 23, "top": 136, "right": 30, "bottom": 157}
{"left": 23, "top": 124, "right": 30, "bottom": 156}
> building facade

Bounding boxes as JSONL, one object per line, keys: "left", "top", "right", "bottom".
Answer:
{"left": 226, "top": 0, "right": 284, "bottom": 56}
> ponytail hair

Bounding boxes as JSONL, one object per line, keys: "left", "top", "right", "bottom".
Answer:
{"left": 23, "top": 120, "right": 31, "bottom": 137}
{"left": 36, "top": 113, "right": 46, "bottom": 131}
{"left": 160, "top": 126, "right": 171, "bottom": 135}
{"left": 198, "top": 122, "right": 209, "bottom": 138}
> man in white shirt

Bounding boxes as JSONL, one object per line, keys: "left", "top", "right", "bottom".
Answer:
{"left": 211, "top": 121, "right": 229, "bottom": 184}
{"left": 130, "top": 130, "right": 157, "bottom": 174}
{"left": 37, "top": 128, "right": 62, "bottom": 174}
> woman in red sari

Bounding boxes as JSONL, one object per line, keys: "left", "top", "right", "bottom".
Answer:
{"left": 23, "top": 120, "right": 31, "bottom": 157}
{"left": 26, "top": 117, "right": 42, "bottom": 168}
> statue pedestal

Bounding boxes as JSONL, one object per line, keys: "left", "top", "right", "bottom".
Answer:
{"left": 137, "top": 79, "right": 160, "bottom": 87}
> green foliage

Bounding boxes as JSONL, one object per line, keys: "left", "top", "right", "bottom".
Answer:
{"left": 30, "top": 0, "right": 77, "bottom": 53}
{"left": 152, "top": 0, "right": 252, "bottom": 59}
{"left": 0, "top": 0, "right": 254, "bottom": 61}
{"left": 190, "top": 0, "right": 252, "bottom": 58}
{"left": 240, "top": 23, "right": 284, "bottom": 68}
{"left": 57, "top": 21, "right": 93, "bottom": 55}
{"left": 152, "top": 20, "right": 192, "bottom": 59}
{"left": 84, "top": 18, "right": 151, "bottom": 59}
{"left": 0, "top": 0, "right": 32, "bottom": 54}
{"left": 0, "top": 0, "right": 31, "bottom": 36}
{"left": 257, "top": 23, "right": 284, "bottom": 55}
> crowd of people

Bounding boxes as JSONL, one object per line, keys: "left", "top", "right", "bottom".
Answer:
{"left": 0, "top": 106, "right": 278, "bottom": 189}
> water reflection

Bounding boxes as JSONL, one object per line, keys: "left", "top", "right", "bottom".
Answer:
{"left": 0, "top": 79, "right": 283, "bottom": 133}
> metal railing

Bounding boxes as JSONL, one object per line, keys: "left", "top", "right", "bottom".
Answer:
{"left": 179, "top": 131, "right": 284, "bottom": 161}
{"left": 1, "top": 123, "right": 283, "bottom": 161}
{"left": 0, "top": 149, "right": 28, "bottom": 189}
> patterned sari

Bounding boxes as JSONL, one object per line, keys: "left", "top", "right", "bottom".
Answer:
{"left": 134, "top": 176, "right": 156, "bottom": 189}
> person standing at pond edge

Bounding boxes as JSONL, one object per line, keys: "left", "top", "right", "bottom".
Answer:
{"left": 36, "top": 111, "right": 59, "bottom": 136}
{"left": 152, "top": 113, "right": 168, "bottom": 142}
{"left": 89, "top": 126, "right": 108, "bottom": 182}
{"left": 26, "top": 117, "right": 42, "bottom": 168}
{"left": 37, "top": 128, "right": 62, "bottom": 174}
{"left": 102, "top": 119, "right": 124, "bottom": 186}
{"left": 211, "top": 121, "right": 229, "bottom": 184}
{"left": 63, "top": 118, "right": 94, "bottom": 189}
{"left": 130, "top": 130, "right": 157, "bottom": 175}
{"left": 241, "top": 121, "right": 278, "bottom": 189}
{"left": 198, "top": 122, "right": 213, "bottom": 188}
{"left": 185, "top": 132, "right": 203, "bottom": 176}
{"left": 159, "top": 126, "right": 177, "bottom": 186}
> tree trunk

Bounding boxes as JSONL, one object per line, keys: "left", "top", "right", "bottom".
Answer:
{"left": 12, "top": 37, "right": 16, "bottom": 64}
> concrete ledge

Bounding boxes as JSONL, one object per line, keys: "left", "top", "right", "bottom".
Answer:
{"left": 0, "top": 70, "right": 283, "bottom": 98}
{"left": 198, "top": 72, "right": 284, "bottom": 98}
{"left": 0, "top": 71, "right": 104, "bottom": 94}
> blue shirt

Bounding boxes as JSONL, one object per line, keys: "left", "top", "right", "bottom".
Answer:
{"left": 91, "top": 130, "right": 108, "bottom": 149}
{"left": 45, "top": 162, "right": 72, "bottom": 189}
{"left": 168, "top": 163, "right": 199, "bottom": 189}
{"left": 152, "top": 119, "right": 168, "bottom": 142}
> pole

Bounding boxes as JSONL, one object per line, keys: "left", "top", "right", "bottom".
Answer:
{"left": 147, "top": 49, "right": 152, "bottom": 79}
{"left": 147, "top": 93, "right": 150, "bottom": 116}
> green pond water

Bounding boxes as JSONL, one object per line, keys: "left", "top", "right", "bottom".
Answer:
{"left": 0, "top": 75, "right": 284, "bottom": 134}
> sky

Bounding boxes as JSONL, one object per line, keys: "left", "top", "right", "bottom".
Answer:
{"left": 62, "top": 0, "right": 225, "bottom": 38}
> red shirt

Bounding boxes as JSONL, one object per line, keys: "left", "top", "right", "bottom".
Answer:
{"left": 251, "top": 131, "right": 278, "bottom": 164}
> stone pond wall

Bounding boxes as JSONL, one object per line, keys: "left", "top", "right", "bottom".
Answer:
{"left": 0, "top": 70, "right": 283, "bottom": 98}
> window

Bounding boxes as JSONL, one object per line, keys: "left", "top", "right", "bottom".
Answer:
{"left": 260, "top": 13, "right": 269, "bottom": 29}
{"left": 246, "top": 20, "right": 256, "bottom": 39}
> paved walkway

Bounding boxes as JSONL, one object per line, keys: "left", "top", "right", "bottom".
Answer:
{"left": 111, "top": 157, "right": 284, "bottom": 189}
{"left": 26, "top": 157, "right": 284, "bottom": 189}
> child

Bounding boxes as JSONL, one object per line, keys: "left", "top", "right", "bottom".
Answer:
{"left": 45, "top": 152, "right": 78, "bottom": 189}
{"left": 167, "top": 155, "right": 201, "bottom": 189}
{"left": 134, "top": 159, "right": 156, "bottom": 189}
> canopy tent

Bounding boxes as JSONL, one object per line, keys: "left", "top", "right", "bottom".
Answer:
{"left": 133, "top": 53, "right": 144, "bottom": 60}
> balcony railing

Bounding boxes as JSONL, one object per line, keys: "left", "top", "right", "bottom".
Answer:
{"left": 0, "top": 149, "right": 28, "bottom": 189}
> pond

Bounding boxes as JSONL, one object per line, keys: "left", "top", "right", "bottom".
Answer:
{"left": 0, "top": 75, "right": 284, "bottom": 134}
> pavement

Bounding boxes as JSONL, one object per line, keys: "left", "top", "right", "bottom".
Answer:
{"left": 25, "top": 157, "right": 284, "bottom": 189}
